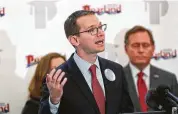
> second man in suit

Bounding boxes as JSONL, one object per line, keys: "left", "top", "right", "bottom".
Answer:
{"left": 124, "top": 25, "right": 178, "bottom": 112}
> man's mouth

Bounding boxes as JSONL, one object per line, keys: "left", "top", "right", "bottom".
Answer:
{"left": 95, "top": 40, "right": 104, "bottom": 45}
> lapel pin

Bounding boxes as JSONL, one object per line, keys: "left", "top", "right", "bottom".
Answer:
{"left": 153, "top": 74, "right": 159, "bottom": 78}
{"left": 104, "top": 69, "right": 115, "bottom": 81}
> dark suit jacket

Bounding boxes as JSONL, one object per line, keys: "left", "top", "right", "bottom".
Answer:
{"left": 124, "top": 64, "right": 178, "bottom": 112}
{"left": 22, "top": 97, "right": 40, "bottom": 114}
{"left": 38, "top": 54, "right": 133, "bottom": 114}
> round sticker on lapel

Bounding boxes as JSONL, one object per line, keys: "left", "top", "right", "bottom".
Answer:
{"left": 104, "top": 69, "right": 116, "bottom": 81}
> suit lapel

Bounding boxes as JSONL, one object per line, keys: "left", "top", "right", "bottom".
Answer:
{"left": 150, "top": 65, "right": 160, "bottom": 89}
{"left": 67, "top": 55, "right": 100, "bottom": 114}
{"left": 124, "top": 65, "right": 141, "bottom": 112}
{"left": 98, "top": 57, "right": 117, "bottom": 114}
{"left": 148, "top": 65, "right": 161, "bottom": 111}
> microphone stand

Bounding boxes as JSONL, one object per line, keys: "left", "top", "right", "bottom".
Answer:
{"left": 172, "top": 107, "right": 178, "bottom": 114}
{"left": 165, "top": 97, "right": 178, "bottom": 114}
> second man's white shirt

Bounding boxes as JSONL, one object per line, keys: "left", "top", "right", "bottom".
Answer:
{"left": 129, "top": 63, "right": 150, "bottom": 95}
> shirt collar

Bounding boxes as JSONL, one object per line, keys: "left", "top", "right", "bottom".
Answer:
{"left": 129, "top": 62, "right": 150, "bottom": 77}
{"left": 73, "top": 52, "right": 100, "bottom": 73}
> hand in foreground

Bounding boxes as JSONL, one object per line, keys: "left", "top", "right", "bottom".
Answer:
{"left": 46, "top": 69, "right": 67, "bottom": 104}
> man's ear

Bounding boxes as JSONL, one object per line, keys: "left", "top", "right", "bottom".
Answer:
{"left": 68, "top": 35, "right": 79, "bottom": 47}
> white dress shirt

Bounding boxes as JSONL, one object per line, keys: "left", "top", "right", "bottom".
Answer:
{"left": 49, "top": 53, "right": 105, "bottom": 114}
{"left": 129, "top": 63, "right": 150, "bottom": 95}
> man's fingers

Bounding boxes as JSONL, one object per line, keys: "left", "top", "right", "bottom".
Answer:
{"left": 52, "top": 69, "right": 62, "bottom": 82}
{"left": 46, "top": 70, "right": 67, "bottom": 94}
{"left": 46, "top": 74, "right": 53, "bottom": 86}
{"left": 46, "top": 74, "right": 49, "bottom": 83}
{"left": 60, "top": 77, "right": 67, "bottom": 88}
{"left": 47, "top": 69, "right": 56, "bottom": 81}
{"left": 56, "top": 72, "right": 65, "bottom": 84}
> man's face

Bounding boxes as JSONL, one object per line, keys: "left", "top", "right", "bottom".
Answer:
{"left": 75, "top": 14, "right": 105, "bottom": 54}
{"left": 125, "top": 31, "right": 155, "bottom": 68}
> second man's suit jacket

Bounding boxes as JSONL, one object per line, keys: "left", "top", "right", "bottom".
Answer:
{"left": 38, "top": 54, "right": 134, "bottom": 114}
{"left": 124, "top": 64, "right": 178, "bottom": 112}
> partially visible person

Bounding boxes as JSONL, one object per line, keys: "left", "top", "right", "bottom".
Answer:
{"left": 21, "top": 52, "right": 66, "bottom": 114}
{"left": 123, "top": 25, "right": 178, "bottom": 112}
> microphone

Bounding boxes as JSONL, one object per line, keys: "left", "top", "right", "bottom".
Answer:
{"left": 146, "top": 89, "right": 164, "bottom": 111}
{"left": 156, "top": 85, "right": 178, "bottom": 104}
{"left": 146, "top": 85, "right": 178, "bottom": 113}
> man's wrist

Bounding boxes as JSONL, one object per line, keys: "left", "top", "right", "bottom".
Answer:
{"left": 50, "top": 96, "right": 61, "bottom": 105}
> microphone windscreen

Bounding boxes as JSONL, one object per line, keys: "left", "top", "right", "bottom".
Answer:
{"left": 156, "top": 85, "right": 171, "bottom": 96}
{"left": 146, "top": 89, "right": 162, "bottom": 110}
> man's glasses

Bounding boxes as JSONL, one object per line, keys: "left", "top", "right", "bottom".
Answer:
{"left": 73, "top": 24, "right": 107, "bottom": 36}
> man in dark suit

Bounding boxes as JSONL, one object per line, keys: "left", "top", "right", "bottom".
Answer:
{"left": 123, "top": 25, "right": 178, "bottom": 112}
{"left": 38, "top": 10, "right": 133, "bottom": 114}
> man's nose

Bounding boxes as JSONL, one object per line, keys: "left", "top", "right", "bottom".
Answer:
{"left": 96, "top": 28, "right": 104, "bottom": 37}
{"left": 138, "top": 45, "right": 144, "bottom": 52}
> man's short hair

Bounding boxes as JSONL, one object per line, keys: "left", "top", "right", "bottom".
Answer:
{"left": 124, "top": 25, "right": 155, "bottom": 45}
{"left": 64, "top": 10, "right": 95, "bottom": 38}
